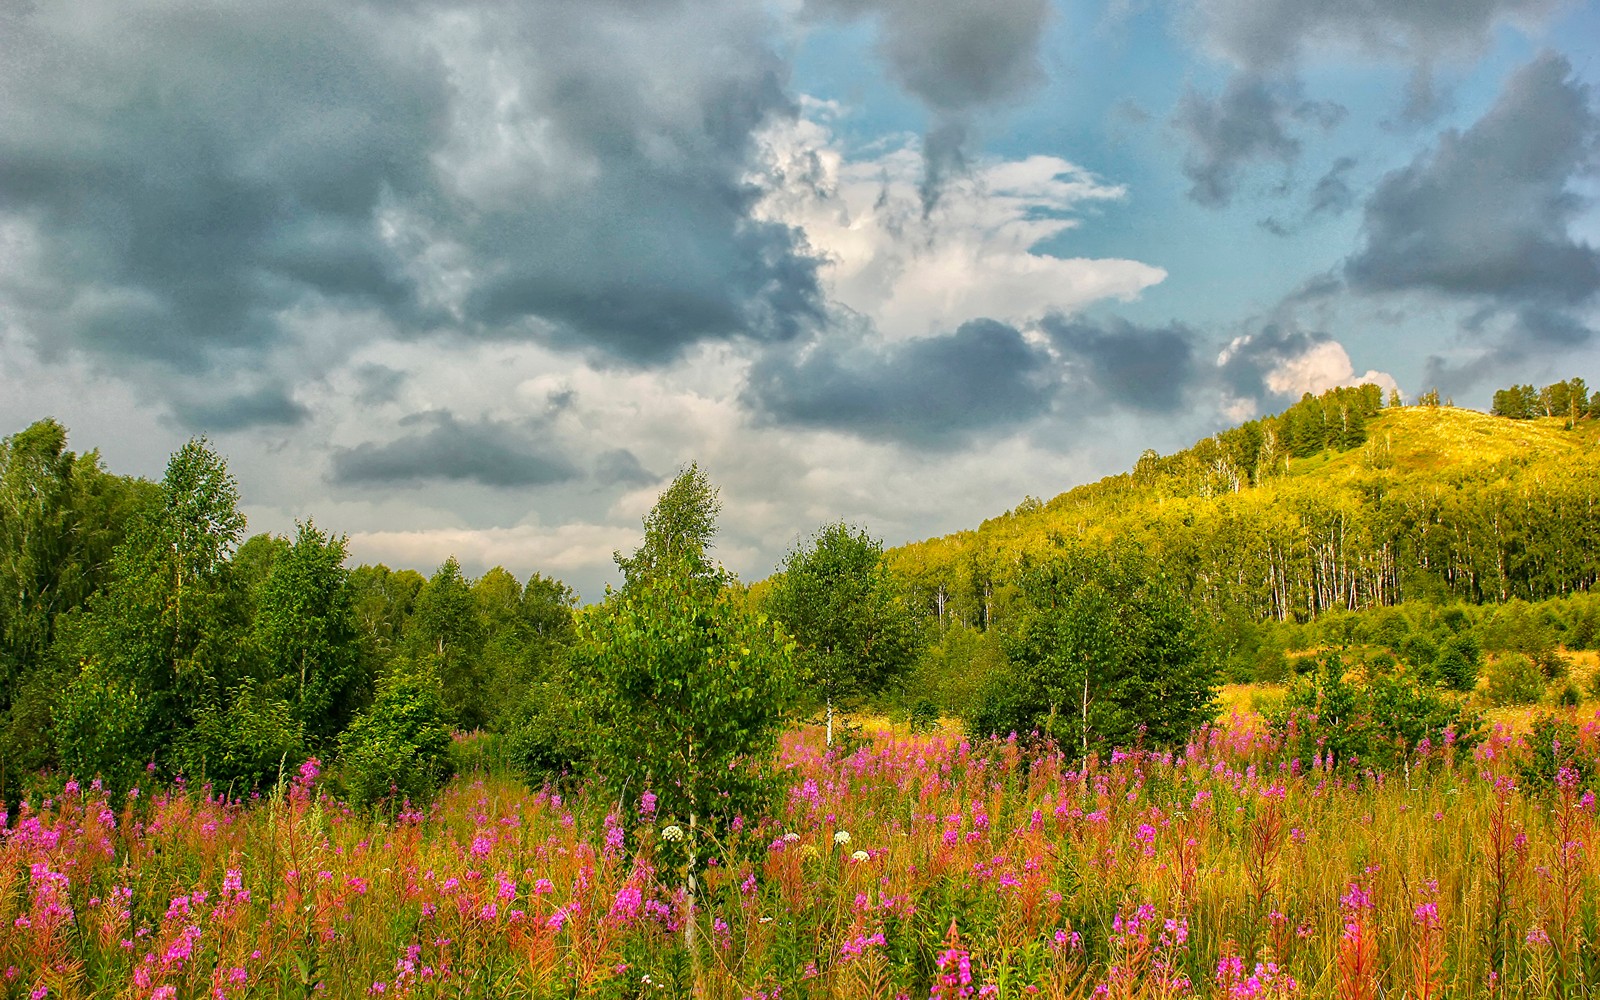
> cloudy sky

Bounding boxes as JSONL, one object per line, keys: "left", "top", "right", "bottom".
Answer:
{"left": 3, "top": 0, "right": 1599, "bottom": 598}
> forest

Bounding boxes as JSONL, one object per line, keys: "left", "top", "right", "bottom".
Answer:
{"left": 6, "top": 384, "right": 1600, "bottom": 997}
{"left": 6, "top": 380, "right": 1600, "bottom": 804}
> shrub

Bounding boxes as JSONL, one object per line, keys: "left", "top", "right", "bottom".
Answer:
{"left": 1273, "top": 653, "right": 1483, "bottom": 769}
{"left": 54, "top": 660, "right": 152, "bottom": 799}
{"left": 336, "top": 671, "right": 453, "bottom": 809}
{"left": 501, "top": 679, "right": 592, "bottom": 785}
{"left": 1519, "top": 713, "right": 1593, "bottom": 792}
{"left": 908, "top": 699, "right": 941, "bottom": 734}
{"left": 172, "top": 680, "right": 305, "bottom": 792}
{"left": 1485, "top": 654, "right": 1545, "bottom": 706}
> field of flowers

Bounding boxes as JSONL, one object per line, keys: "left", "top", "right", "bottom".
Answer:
{"left": 4, "top": 712, "right": 1599, "bottom": 1000}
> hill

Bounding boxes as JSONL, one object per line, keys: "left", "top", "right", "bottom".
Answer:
{"left": 886, "top": 394, "right": 1600, "bottom": 631}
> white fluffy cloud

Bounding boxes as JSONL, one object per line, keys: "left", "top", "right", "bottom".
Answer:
{"left": 755, "top": 107, "right": 1166, "bottom": 339}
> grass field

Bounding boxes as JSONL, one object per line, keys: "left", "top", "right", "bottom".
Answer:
{"left": 5, "top": 703, "right": 1600, "bottom": 1000}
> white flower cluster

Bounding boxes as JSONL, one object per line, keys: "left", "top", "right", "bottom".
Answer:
{"left": 833, "top": 830, "right": 851, "bottom": 845}
{"left": 782, "top": 832, "right": 800, "bottom": 843}
{"left": 660, "top": 825, "right": 685, "bottom": 842}
{"left": 850, "top": 850, "right": 870, "bottom": 863}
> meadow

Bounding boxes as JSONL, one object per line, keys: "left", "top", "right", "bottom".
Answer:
{"left": 5, "top": 709, "right": 1599, "bottom": 1000}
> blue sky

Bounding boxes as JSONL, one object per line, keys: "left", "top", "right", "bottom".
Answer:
{"left": 2, "top": 0, "right": 1598, "bottom": 598}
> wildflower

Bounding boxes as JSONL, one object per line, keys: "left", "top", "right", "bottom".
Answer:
{"left": 851, "top": 850, "right": 870, "bottom": 862}
{"left": 834, "top": 830, "right": 851, "bottom": 845}
{"left": 661, "top": 825, "right": 685, "bottom": 842}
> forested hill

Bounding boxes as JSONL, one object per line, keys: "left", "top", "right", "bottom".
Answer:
{"left": 886, "top": 390, "right": 1600, "bottom": 630}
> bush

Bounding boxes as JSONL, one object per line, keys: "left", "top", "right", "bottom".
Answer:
{"left": 55, "top": 661, "right": 153, "bottom": 799}
{"left": 1485, "top": 654, "right": 1545, "bottom": 706}
{"left": 908, "top": 699, "right": 941, "bottom": 734}
{"left": 1272, "top": 654, "right": 1483, "bottom": 769}
{"left": 1519, "top": 713, "right": 1593, "bottom": 792}
{"left": 966, "top": 665, "right": 1035, "bottom": 742}
{"left": 172, "top": 680, "right": 305, "bottom": 792}
{"left": 336, "top": 671, "right": 453, "bottom": 809}
{"left": 501, "top": 679, "right": 592, "bottom": 785}
{"left": 1254, "top": 646, "right": 1291, "bottom": 684}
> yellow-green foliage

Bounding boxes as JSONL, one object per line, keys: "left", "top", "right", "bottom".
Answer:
{"left": 888, "top": 400, "right": 1600, "bottom": 628}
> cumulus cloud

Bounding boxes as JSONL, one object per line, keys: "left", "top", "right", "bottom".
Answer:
{"left": 1216, "top": 323, "right": 1398, "bottom": 415}
{"left": 1346, "top": 52, "right": 1600, "bottom": 306}
{"left": 329, "top": 411, "right": 579, "bottom": 488}
{"left": 1173, "top": 75, "right": 1345, "bottom": 207}
{"left": 1344, "top": 52, "right": 1600, "bottom": 386}
{"left": 0, "top": 0, "right": 827, "bottom": 390}
{"left": 803, "top": 0, "right": 1051, "bottom": 206}
{"left": 745, "top": 319, "right": 1054, "bottom": 447}
{"left": 757, "top": 112, "right": 1166, "bottom": 339}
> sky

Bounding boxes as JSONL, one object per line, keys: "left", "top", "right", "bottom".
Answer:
{"left": 2, "top": 0, "right": 1599, "bottom": 599}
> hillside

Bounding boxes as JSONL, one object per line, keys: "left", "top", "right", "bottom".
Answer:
{"left": 886, "top": 397, "right": 1600, "bottom": 629}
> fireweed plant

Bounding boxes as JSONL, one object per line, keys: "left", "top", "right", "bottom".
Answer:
{"left": 3, "top": 714, "right": 1600, "bottom": 999}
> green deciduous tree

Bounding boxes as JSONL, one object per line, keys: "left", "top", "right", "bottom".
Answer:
{"left": 337, "top": 669, "right": 454, "bottom": 809}
{"left": 974, "top": 544, "right": 1216, "bottom": 757}
{"left": 56, "top": 438, "right": 250, "bottom": 779}
{"left": 406, "top": 557, "right": 485, "bottom": 729}
{"left": 585, "top": 467, "right": 796, "bottom": 829}
{"left": 763, "top": 522, "right": 920, "bottom": 744}
{"left": 613, "top": 462, "right": 719, "bottom": 591}
{"left": 255, "top": 521, "right": 364, "bottom": 745}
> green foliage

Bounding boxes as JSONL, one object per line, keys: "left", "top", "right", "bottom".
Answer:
{"left": 976, "top": 543, "right": 1216, "bottom": 757}
{"left": 580, "top": 552, "right": 797, "bottom": 830}
{"left": 57, "top": 437, "right": 251, "bottom": 776}
{"left": 1273, "top": 653, "right": 1483, "bottom": 769}
{"left": 613, "top": 462, "right": 720, "bottom": 591}
{"left": 1427, "top": 633, "right": 1481, "bottom": 691}
{"left": 501, "top": 678, "right": 592, "bottom": 785}
{"left": 172, "top": 679, "right": 305, "bottom": 791}
{"left": 1485, "top": 654, "right": 1545, "bottom": 706}
{"left": 907, "top": 699, "right": 941, "bottom": 733}
{"left": 0, "top": 419, "right": 151, "bottom": 797}
{"left": 906, "top": 622, "right": 1008, "bottom": 717}
{"left": 255, "top": 521, "right": 364, "bottom": 744}
{"left": 337, "top": 669, "right": 454, "bottom": 809}
{"left": 1519, "top": 713, "right": 1593, "bottom": 792}
{"left": 406, "top": 557, "right": 486, "bottom": 730}
{"left": 54, "top": 660, "right": 152, "bottom": 798}
{"left": 763, "top": 522, "right": 921, "bottom": 731}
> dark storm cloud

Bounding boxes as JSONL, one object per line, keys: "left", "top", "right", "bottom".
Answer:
{"left": 0, "top": 0, "right": 826, "bottom": 375}
{"left": 0, "top": 2, "right": 448, "bottom": 369}
{"left": 450, "top": 0, "right": 824, "bottom": 361}
{"left": 805, "top": 0, "right": 1050, "bottom": 208}
{"left": 1308, "top": 157, "right": 1358, "bottom": 218}
{"left": 745, "top": 319, "right": 1054, "bottom": 447}
{"left": 352, "top": 364, "right": 407, "bottom": 407}
{"left": 1345, "top": 52, "right": 1600, "bottom": 307}
{"left": 168, "top": 386, "right": 311, "bottom": 432}
{"left": 330, "top": 412, "right": 579, "bottom": 488}
{"left": 1041, "top": 316, "right": 1199, "bottom": 413}
{"left": 1188, "top": 0, "right": 1561, "bottom": 73}
{"left": 1172, "top": 75, "right": 1344, "bottom": 207}
{"left": 1215, "top": 323, "right": 1336, "bottom": 400}
{"left": 594, "top": 449, "right": 660, "bottom": 488}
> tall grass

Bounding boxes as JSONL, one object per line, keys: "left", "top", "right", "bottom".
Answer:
{"left": 3, "top": 713, "right": 1598, "bottom": 998}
